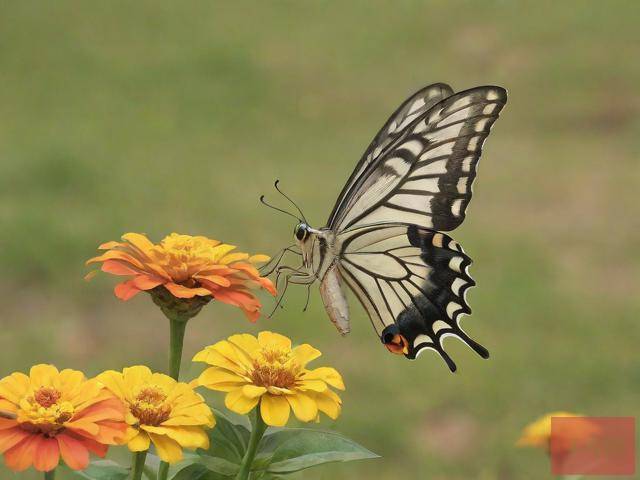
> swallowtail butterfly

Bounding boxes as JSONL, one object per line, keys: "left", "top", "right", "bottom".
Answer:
{"left": 262, "top": 83, "right": 507, "bottom": 371}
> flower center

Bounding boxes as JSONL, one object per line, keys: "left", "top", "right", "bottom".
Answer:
{"left": 130, "top": 386, "right": 172, "bottom": 426}
{"left": 151, "top": 234, "right": 223, "bottom": 284}
{"left": 250, "top": 348, "right": 300, "bottom": 389}
{"left": 18, "top": 387, "right": 75, "bottom": 435}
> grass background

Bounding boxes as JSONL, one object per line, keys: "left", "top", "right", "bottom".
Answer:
{"left": 1, "top": 1, "right": 639, "bottom": 478}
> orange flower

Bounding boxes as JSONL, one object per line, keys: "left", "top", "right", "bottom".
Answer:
{"left": 0, "top": 365, "right": 127, "bottom": 472}
{"left": 87, "top": 233, "right": 276, "bottom": 321}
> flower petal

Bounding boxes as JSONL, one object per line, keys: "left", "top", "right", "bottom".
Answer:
{"left": 4, "top": 434, "right": 38, "bottom": 471}
{"left": 260, "top": 394, "right": 290, "bottom": 427}
{"left": 57, "top": 433, "right": 90, "bottom": 471}
{"left": 292, "top": 344, "right": 322, "bottom": 367}
{"left": 33, "top": 436, "right": 59, "bottom": 472}
{"left": 114, "top": 279, "right": 142, "bottom": 300}
{"left": 286, "top": 392, "right": 318, "bottom": 423}
{"left": 224, "top": 389, "right": 259, "bottom": 415}
{"left": 164, "top": 282, "right": 211, "bottom": 298}
{"left": 128, "top": 431, "right": 150, "bottom": 452}
{"left": 257, "top": 331, "right": 291, "bottom": 351}
{"left": 304, "top": 367, "right": 345, "bottom": 390}
{"left": 148, "top": 433, "right": 183, "bottom": 464}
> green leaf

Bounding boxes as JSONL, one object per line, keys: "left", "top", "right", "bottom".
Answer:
{"left": 70, "top": 460, "right": 129, "bottom": 480}
{"left": 192, "top": 409, "right": 248, "bottom": 476}
{"left": 171, "top": 463, "right": 232, "bottom": 480}
{"left": 254, "top": 428, "right": 379, "bottom": 474}
{"left": 206, "top": 408, "right": 250, "bottom": 462}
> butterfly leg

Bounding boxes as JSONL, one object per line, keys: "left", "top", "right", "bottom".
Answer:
{"left": 260, "top": 244, "right": 302, "bottom": 276}
{"left": 269, "top": 268, "right": 315, "bottom": 317}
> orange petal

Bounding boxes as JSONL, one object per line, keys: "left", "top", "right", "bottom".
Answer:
{"left": 98, "top": 241, "right": 124, "bottom": 250}
{"left": 0, "top": 427, "right": 30, "bottom": 453}
{"left": 3, "top": 434, "right": 38, "bottom": 471}
{"left": 195, "top": 274, "right": 231, "bottom": 287}
{"left": 114, "top": 279, "right": 142, "bottom": 301}
{"left": 86, "top": 250, "right": 145, "bottom": 269}
{"left": 132, "top": 275, "right": 165, "bottom": 290}
{"left": 33, "top": 436, "right": 59, "bottom": 472}
{"left": 101, "top": 260, "right": 140, "bottom": 276}
{"left": 57, "top": 433, "right": 90, "bottom": 471}
{"left": 164, "top": 283, "right": 211, "bottom": 299}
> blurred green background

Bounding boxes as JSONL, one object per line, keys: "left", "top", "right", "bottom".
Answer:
{"left": 1, "top": 1, "right": 639, "bottom": 479}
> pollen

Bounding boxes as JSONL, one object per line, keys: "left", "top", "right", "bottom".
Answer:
{"left": 130, "top": 386, "right": 172, "bottom": 426}
{"left": 34, "top": 387, "right": 61, "bottom": 408}
{"left": 249, "top": 348, "right": 300, "bottom": 389}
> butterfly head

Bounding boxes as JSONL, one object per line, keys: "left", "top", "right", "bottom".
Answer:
{"left": 294, "top": 222, "right": 311, "bottom": 242}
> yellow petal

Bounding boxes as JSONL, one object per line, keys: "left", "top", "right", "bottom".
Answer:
{"left": 128, "top": 431, "right": 151, "bottom": 452}
{"left": 220, "top": 252, "right": 249, "bottom": 265}
{"left": 197, "top": 368, "right": 247, "bottom": 392}
{"left": 0, "top": 373, "right": 30, "bottom": 404}
{"left": 143, "top": 425, "right": 209, "bottom": 449}
{"left": 149, "top": 433, "right": 184, "bottom": 464}
{"left": 286, "top": 392, "right": 318, "bottom": 423}
{"left": 304, "top": 367, "right": 345, "bottom": 390}
{"left": 314, "top": 389, "right": 342, "bottom": 420}
{"left": 29, "top": 364, "right": 59, "bottom": 387}
{"left": 123, "top": 366, "right": 152, "bottom": 390}
{"left": 121, "top": 233, "right": 155, "bottom": 253}
{"left": 95, "top": 371, "right": 127, "bottom": 401}
{"left": 242, "top": 385, "right": 267, "bottom": 398}
{"left": 260, "top": 394, "right": 290, "bottom": 427}
{"left": 257, "top": 331, "right": 291, "bottom": 351}
{"left": 297, "top": 379, "right": 328, "bottom": 392}
{"left": 224, "top": 389, "right": 259, "bottom": 415}
{"left": 227, "top": 334, "right": 261, "bottom": 356}
{"left": 249, "top": 254, "right": 270, "bottom": 263}
{"left": 292, "top": 344, "right": 322, "bottom": 367}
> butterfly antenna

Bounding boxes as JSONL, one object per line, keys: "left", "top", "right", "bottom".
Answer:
{"left": 259, "top": 195, "right": 301, "bottom": 222}
{"left": 274, "top": 180, "right": 308, "bottom": 223}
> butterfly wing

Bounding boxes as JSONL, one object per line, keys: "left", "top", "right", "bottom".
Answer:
{"left": 337, "top": 223, "right": 488, "bottom": 371}
{"left": 328, "top": 85, "right": 507, "bottom": 232}
{"left": 327, "top": 83, "right": 454, "bottom": 228}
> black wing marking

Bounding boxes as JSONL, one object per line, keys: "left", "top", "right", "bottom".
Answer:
{"left": 330, "top": 86, "right": 507, "bottom": 232}
{"left": 327, "top": 83, "right": 454, "bottom": 228}
{"left": 337, "top": 223, "right": 488, "bottom": 371}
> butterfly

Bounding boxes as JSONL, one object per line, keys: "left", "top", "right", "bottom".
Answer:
{"left": 262, "top": 83, "right": 507, "bottom": 371}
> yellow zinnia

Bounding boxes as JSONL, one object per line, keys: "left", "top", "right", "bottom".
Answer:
{"left": 97, "top": 366, "right": 214, "bottom": 464}
{"left": 194, "top": 331, "right": 345, "bottom": 427}
{"left": 517, "top": 411, "right": 580, "bottom": 449}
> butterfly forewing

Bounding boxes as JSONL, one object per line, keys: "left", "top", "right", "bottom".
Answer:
{"left": 332, "top": 86, "right": 507, "bottom": 232}
{"left": 327, "top": 83, "right": 454, "bottom": 228}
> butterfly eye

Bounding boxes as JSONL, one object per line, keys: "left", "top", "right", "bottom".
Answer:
{"left": 295, "top": 224, "right": 307, "bottom": 241}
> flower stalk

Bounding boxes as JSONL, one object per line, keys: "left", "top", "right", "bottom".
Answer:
{"left": 236, "top": 409, "right": 268, "bottom": 480}
{"left": 131, "top": 451, "right": 147, "bottom": 480}
{"left": 44, "top": 470, "right": 56, "bottom": 480}
{"left": 168, "top": 316, "right": 188, "bottom": 380}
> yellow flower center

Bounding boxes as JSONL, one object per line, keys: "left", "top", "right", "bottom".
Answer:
{"left": 250, "top": 348, "right": 300, "bottom": 389}
{"left": 18, "top": 387, "right": 75, "bottom": 436}
{"left": 130, "top": 386, "right": 172, "bottom": 426}
{"left": 149, "top": 234, "right": 226, "bottom": 284}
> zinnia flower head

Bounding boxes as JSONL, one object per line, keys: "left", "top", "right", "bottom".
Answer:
{"left": 0, "top": 364, "right": 127, "bottom": 472}
{"left": 86, "top": 233, "right": 276, "bottom": 321}
{"left": 97, "top": 366, "right": 214, "bottom": 464}
{"left": 517, "top": 411, "right": 599, "bottom": 454}
{"left": 194, "top": 331, "right": 345, "bottom": 427}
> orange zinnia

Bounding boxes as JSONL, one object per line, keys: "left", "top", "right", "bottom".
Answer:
{"left": 0, "top": 364, "right": 127, "bottom": 472}
{"left": 86, "top": 233, "right": 276, "bottom": 321}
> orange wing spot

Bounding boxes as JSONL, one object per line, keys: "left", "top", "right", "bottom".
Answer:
{"left": 384, "top": 334, "right": 409, "bottom": 355}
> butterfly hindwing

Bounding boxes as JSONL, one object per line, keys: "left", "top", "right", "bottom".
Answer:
{"left": 331, "top": 86, "right": 507, "bottom": 232}
{"left": 336, "top": 223, "right": 488, "bottom": 371}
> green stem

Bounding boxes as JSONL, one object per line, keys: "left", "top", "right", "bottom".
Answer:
{"left": 157, "top": 317, "right": 189, "bottom": 480}
{"left": 168, "top": 317, "right": 188, "bottom": 380}
{"left": 235, "top": 409, "right": 268, "bottom": 480}
{"left": 131, "top": 451, "right": 147, "bottom": 480}
{"left": 44, "top": 469, "right": 56, "bottom": 480}
{"left": 157, "top": 462, "right": 170, "bottom": 480}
